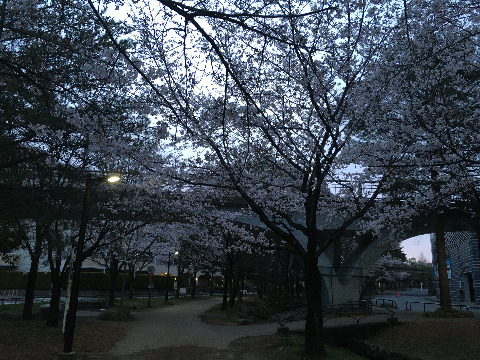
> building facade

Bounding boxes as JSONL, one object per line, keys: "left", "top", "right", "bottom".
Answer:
{"left": 431, "top": 232, "right": 480, "bottom": 304}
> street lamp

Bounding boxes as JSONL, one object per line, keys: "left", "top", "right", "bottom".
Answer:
{"left": 165, "top": 251, "right": 178, "bottom": 304}
{"left": 63, "top": 172, "right": 120, "bottom": 354}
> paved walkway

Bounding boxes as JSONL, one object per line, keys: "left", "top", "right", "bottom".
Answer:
{"left": 108, "top": 291, "right": 480, "bottom": 357}
{"left": 110, "top": 298, "right": 304, "bottom": 356}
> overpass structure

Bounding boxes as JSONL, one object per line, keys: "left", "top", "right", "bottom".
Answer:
{"left": 232, "top": 204, "right": 479, "bottom": 307}
{"left": 2, "top": 179, "right": 479, "bottom": 306}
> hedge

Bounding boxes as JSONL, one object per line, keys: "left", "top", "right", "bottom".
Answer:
{"left": 0, "top": 271, "right": 51, "bottom": 290}
{"left": 0, "top": 271, "right": 174, "bottom": 291}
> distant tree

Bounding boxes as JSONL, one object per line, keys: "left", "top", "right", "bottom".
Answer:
{"left": 360, "top": 0, "right": 480, "bottom": 309}
{"left": 386, "top": 246, "right": 407, "bottom": 263}
{"left": 0, "top": 0, "right": 158, "bottom": 324}
{"left": 417, "top": 252, "right": 429, "bottom": 265}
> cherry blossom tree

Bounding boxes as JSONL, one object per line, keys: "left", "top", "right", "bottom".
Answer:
{"left": 0, "top": 0, "right": 160, "bottom": 329}
{"left": 367, "top": 251, "right": 410, "bottom": 291}
{"left": 85, "top": 0, "right": 479, "bottom": 355}
{"left": 358, "top": 0, "right": 480, "bottom": 310}
{"left": 86, "top": 1, "right": 413, "bottom": 355}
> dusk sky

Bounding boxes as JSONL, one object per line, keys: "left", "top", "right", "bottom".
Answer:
{"left": 401, "top": 235, "right": 432, "bottom": 262}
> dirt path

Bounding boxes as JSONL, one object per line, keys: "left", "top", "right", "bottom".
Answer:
{"left": 109, "top": 298, "right": 304, "bottom": 357}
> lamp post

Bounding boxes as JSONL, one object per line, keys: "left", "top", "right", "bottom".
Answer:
{"left": 63, "top": 173, "right": 119, "bottom": 354}
{"left": 165, "top": 251, "right": 178, "bottom": 304}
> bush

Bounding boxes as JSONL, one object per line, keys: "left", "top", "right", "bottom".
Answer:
{"left": 424, "top": 308, "right": 474, "bottom": 318}
{"left": 0, "top": 271, "right": 51, "bottom": 290}
{"left": 97, "top": 306, "right": 135, "bottom": 321}
{"left": 0, "top": 271, "right": 173, "bottom": 292}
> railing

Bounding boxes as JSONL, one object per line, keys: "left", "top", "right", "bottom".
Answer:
{"left": 373, "top": 298, "right": 397, "bottom": 308}
{"left": 405, "top": 300, "right": 437, "bottom": 312}
{"left": 277, "top": 300, "right": 396, "bottom": 327}
{"left": 405, "top": 300, "right": 472, "bottom": 312}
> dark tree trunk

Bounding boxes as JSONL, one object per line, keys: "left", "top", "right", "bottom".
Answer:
{"left": 295, "top": 272, "right": 302, "bottom": 298}
{"left": 64, "top": 173, "right": 91, "bottom": 353}
{"left": 435, "top": 215, "right": 451, "bottom": 309}
{"left": 221, "top": 274, "right": 229, "bottom": 310}
{"left": 257, "top": 282, "right": 263, "bottom": 299}
{"left": 210, "top": 272, "right": 214, "bottom": 296}
{"left": 282, "top": 256, "right": 289, "bottom": 301}
{"left": 229, "top": 268, "right": 240, "bottom": 308}
{"left": 176, "top": 264, "right": 185, "bottom": 298}
{"left": 46, "top": 277, "right": 63, "bottom": 327}
{"left": 46, "top": 253, "right": 65, "bottom": 327}
{"left": 108, "top": 257, "right": 119, "bottom": 307}
{"left": 222, "top": 253, "right": 234, "bottom": 310}
{"left": 128, "top": 264, "right": 135, "bottom": 299}
{"left": 191, "top": 272, "right": 197, "bottom": 298}
{"left": 46, "top": 221, "right": 66, "bottom": 327}
{"left": 22, "top": 222, "right": 47, "bottom": 320}
{"left": 303, "top": 253, "right": 326, "bottom": 358}
{"left": 238, "top": 272, "right": 244, "bottom": 303}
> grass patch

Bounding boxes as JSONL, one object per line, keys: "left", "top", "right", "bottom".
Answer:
{"left": 367, "top": 319, "right": 480, "bottom": 360}
{"left": 277, "top": 333, "right": 369, "bottom": 360}
{"left": 201, "top": 297, "right": 307, "bottom": 326}
{"left": 423, "top": 307, "right": 474, "bottom": 318}
{"left": 200, "top": 297, "right": 272, "bottom": 325}
{"left": 0, "top": 315, "right": 128, "bottom": 360}
{"left": 0, "top": 302, "right": 44, "bottom": 312}
{"left": 118, "top": 296, "right": 194, "bottom": 310}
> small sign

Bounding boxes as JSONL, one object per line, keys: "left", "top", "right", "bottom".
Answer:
{"left": 148, "top": 283, "right": 154, "bottom": 289}
{"left": 174, "top": 281, "right": 177, "bottom": 290}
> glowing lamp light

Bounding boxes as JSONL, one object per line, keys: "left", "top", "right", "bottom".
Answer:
{"left": 107, "top": 175, "right": 121, "bottom": 183}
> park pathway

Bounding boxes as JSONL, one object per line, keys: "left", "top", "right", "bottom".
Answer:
{"left": 110, "top": 292, "right": 454, "bottom": 358}
{"left": 109, "top": 298, "right": 303, "bottom": 357}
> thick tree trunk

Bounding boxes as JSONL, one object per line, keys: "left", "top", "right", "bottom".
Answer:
{"left": 22, "top": 222, "right": 46, "bottom": 320}
{"left": 108, "top": 257, "right": 119, "bottom": 307}
{"left": 303, "top": 254, "right": 326, "bottom": 358}
{"left": 229, "top": 271, "right": 240, "bottom": 308}
{"left": 435, "top": 216, "right": 451, "bottom": 309}
{"left": 46, "top": 277, "right": 63, "bottom": 327}
{"left": 222, "top": 254, "right": 234, "bottom": 310}
{"left": 221, "top": 274, "right": 229, "bottom": 310}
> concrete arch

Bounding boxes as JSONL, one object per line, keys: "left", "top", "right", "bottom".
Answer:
{"left": 320, "top": 209, "right": 479, "bottom": 306}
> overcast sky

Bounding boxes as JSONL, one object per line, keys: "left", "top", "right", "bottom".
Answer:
{"left": 401, "top": 234, "right": 432, "bottom": 262}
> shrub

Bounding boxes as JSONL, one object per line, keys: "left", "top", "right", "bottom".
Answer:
{"left": 0, "top": 271, "right": 51, "bottom": 290}
{"left": 424, "top": 308, "right": 474, "bottom": 318}
{"left": 97, "top": 306, "right": 135, "bottom": 321}
{"left": 0, "top": 271, "right": 172, "bottom": 291}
